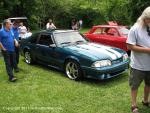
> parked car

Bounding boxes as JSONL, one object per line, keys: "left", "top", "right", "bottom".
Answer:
{"left": 84, "top": 25, "right": 129, "bottom": 53}
{"left": 20, "top": 29, "right": 129, "bottom": 80}
{"left": 8, "top": 17, "right": 28, "bottom": 28}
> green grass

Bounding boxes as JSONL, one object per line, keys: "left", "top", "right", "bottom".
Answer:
{"left": 79, "top": 28, "right": 90, "bottom": 34}
{"left": 0, "top": 56, "right": 149, "bottom": 113}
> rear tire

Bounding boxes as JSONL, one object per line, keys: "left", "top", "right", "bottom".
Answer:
{"left": 65, "top": 60, "right": 83, "bottom": 81}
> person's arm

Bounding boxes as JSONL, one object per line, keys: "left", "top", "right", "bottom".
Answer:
{"left": 52, "top": 23, "right": 56, "bottom": 29}
{"left": 14, "top": 39, "right": 19, "bottom": 47}
{"left": 126, "top": 26, "right": 150, "bottom": 53}
{"left": 127, "top": 44, "right": 150, "bottom": 53}
{"left": 0, "top": 35, "right": 6, "bottom": 51}
{"left": 0, "top": 42, "right": 6, "bottom": 51}
{"left": 46, "top": 23, "right": 49, "bottom": 29}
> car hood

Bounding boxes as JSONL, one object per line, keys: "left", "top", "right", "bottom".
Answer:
{"left": 64, "top": 43, "right": 123, "bottom": 60}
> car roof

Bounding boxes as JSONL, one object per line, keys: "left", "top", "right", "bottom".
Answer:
{"left": 93, "top": 25, "right": 125, "bottom": 28}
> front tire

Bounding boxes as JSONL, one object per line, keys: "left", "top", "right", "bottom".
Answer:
{"left": 24, "top": 50, "right": 33, "bottom": 64}
{"left": 65, "top": 60, "right": 83, "bottom": 81}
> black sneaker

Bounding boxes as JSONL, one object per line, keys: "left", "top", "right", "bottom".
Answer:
{"left": 9, "top": 77, "right": 17, "bottom": 82}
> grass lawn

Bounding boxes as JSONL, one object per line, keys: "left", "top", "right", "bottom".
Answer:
{"left": 79, "top": 28, "right": 90, "bottom": 34}
{"left": 0, "top": 57, "right": 149, "bottom": 113}
{"left": 0, "top": 29, "right": 149, "bottom": 113}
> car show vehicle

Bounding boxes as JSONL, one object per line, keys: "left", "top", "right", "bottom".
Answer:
{"left": 20, "top": 29, "right": 129, "bottom": 80}
{"left": 84, "top": 25, "right": 129, "bottom": 53}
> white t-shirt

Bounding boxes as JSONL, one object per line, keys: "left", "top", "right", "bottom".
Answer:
{"left": 46, "top": 23, "right": 56, "bottom": 30}
{"left": 18, "top": 26, "right": 27, "bottom": 39}
{"left": 126, "top": 24, "right": 150, "bottom": 71}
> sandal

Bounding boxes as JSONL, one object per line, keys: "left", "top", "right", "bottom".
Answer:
{"left": 142, "top": 101, "right": 150, "bottom": 108}
{"left": 131, "top": 106, "right": 140, "bottom": 113}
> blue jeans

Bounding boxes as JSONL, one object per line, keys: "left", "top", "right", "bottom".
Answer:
{"left": 2, "top": 50, "right": 17, "bottom": 80}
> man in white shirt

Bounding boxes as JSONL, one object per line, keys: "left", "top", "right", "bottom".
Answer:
{"left": 18, "top": 22, "right": 27, "bottom": 39}
{"left": 46, "top": 19, "right": 56, "bottom": 30}
{"left": 127, "top": 6, "right": 150, "bottom": 113}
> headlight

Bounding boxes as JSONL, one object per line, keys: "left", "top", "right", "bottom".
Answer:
{"left": 123, "top": 53, "right": 128, "bottom": 61}
{"left": 91, "top": 60, "right": 111, "bottom": 68}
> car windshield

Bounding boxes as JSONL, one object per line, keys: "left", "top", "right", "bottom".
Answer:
{"left": 118, "top": 27, "right": 129, "bottom": 37}
{"left": 53, "top": 31, "right": 87, "bottom": 46}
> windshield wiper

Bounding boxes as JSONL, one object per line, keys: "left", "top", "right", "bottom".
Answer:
{"left": 60, "top": 42, "right": 72, "bottom": 45}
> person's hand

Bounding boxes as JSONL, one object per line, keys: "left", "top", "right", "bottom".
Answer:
{"left": 2, "top": 48, "right": 7, "bottom": 51}
{"left": 14, "top": 40, "right": 19, "bottom": 47}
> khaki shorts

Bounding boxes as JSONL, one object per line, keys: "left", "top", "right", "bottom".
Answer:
{"left": 129, "top": 68, "right": 150, "bottom": 90}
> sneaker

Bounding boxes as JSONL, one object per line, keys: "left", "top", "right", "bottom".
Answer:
{"left": 9, "top": 77, "right": 17, "bottom": 82}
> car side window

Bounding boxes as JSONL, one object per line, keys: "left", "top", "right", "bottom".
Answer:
{"left": 30, "top": 33, "right": 39, "bottom": 43}
{"left": 106, "top": 28, "right": 119, "bottom": 36}
{"left": 93, "top": 28, "right": 105, "bottom": 34}
{"left": 38, "top": 34, "right": 54, "bottom": 46}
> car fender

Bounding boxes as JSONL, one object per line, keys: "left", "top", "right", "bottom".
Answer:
{"left": 23, "top": 46, "right": 31, "bottom": 53}
{"left": 64, "top": 55, "right": 80, "bottom": 65}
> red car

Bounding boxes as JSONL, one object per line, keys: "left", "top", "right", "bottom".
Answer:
{"left": 84, "top": 25, "right": 129, "bottom": 52}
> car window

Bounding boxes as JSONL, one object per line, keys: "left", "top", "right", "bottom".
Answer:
{"left": 118, "top": 27, "right": 129, "bottom": 36}
{"left": 53, "top": 32, "right": 87, "bottom": 46}
{"left": 93, "top": 28, "right": 105, "bottom": 34}
{"left": 106, "top": 28, "right": 119, "bottom": 36}
{"left": 30, "top": 33, "right": 39, "bottom": 43}
{"left": 38, "top": 34, "right": 54, "bottom": 46}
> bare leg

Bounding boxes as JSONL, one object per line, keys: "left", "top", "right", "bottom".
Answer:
{"left": 131, "top": 89, "right": 138, "bottom": 106}
{"left": 143, "top": 85, "right": 150, "bottom": 102}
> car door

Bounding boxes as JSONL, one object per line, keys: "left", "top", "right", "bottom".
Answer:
{"left": 87, "top": 27, "right": 112, "bottom": 45}
{"left": 86, "top": 27, "right": 105, "bottom": 42}
{"left": 104, "top": 28, "right": 126, "bottom": 49}
{"left": 97, "top": 27, "right": 122, "bottom": 48}
{"left": 35, "top": 33, "right": 56, "bottom": 65}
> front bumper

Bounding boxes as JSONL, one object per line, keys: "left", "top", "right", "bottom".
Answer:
{"left": 81, "top": 60, "right": 129, "bottom": 80}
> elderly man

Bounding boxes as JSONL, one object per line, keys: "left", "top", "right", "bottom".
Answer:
{"left": 127, "top": 7, "right": 150, "bottom": 113}
{"left": 0, "top": 19, "right": 19, "bottom": 82}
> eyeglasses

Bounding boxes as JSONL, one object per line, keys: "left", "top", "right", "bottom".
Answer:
{"left": 146, "top": 26, "right": 150, "bottom": 36}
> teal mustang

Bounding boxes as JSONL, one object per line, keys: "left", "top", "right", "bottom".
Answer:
{"left": 20, "top": 29, "right": 129, "bottom": 80}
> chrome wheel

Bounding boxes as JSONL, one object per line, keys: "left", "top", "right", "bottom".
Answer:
{"left": 65, "top": 61, "right": 81, "bottom": 80}
{"left": 24, "top": 51, "right": 31, "bottom": 64}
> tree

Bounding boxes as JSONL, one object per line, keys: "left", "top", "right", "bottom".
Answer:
{"left": 129, "top": 0, "right": 150, "bottom": 23}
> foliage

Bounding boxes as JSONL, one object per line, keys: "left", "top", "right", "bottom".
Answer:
{"left": 128, "top": 0, "right": 150, "bottom": 23}
{"left": 0, "top": 0, "right": 150, "bottom": 29}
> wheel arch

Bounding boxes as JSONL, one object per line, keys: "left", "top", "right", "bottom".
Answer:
{"left": 64, "top": 56, "right": 81, "bottom": 68}
{"left": 23, "top": 47, "right": 31, "bottom": 55}
{"left": 64, "top": 56, "right": 84, "bottom": 80}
